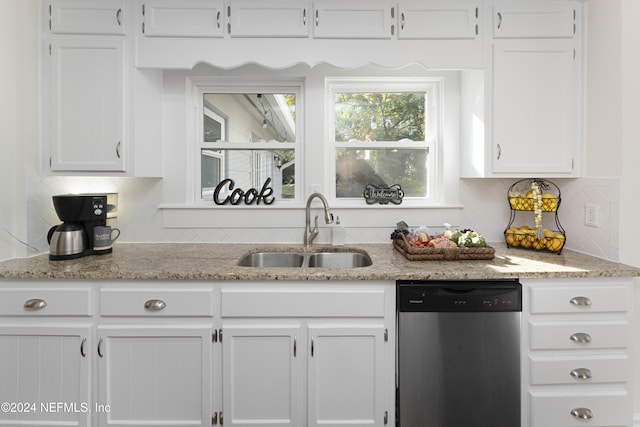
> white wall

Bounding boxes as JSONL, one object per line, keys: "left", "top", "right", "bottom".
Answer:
{"left": 0, "top": 1, "right": 18, "bottom": 260}
{"left": 619, "top": 0, "right": 640, "bottom": 269}
{"left": 0, "top": 0, "right": 38, "bottom": 261}
{"left": 586, "top": 0, "right": 640, "bottom": 417}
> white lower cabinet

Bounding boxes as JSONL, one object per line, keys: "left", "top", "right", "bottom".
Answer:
{"left": 307, "top": 325, "right": 385, "bottom": 427}
{"left": 96, "top": 326, "right": 212, "bottom": 427}
{"left": 222, "top": 324, "right": 303, "bottom": 426}
{"left": 0, "top": 325, "right": 92, "bottom": 427}
{"left": 222, "top": 323, "right": 388, "bottom": 427}
{"left": 220, "top": 282, "right": 395, "bottom": 427}
{"left": 522, "top": 278, "right": 634, "bottom": 427}
{"left": 0, "top": 285, "right": 93, "bottom": 427}
{"left": 96, "top": 286, "right": 215, "bottom": 427}
{"left": 3, "top": 278, "right": 635, "bottom": 426}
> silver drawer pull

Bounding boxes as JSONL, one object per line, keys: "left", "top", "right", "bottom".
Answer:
{"left": 570, "top": 407, "right": 593, "bottom": 420}
{"left": 570, "top": 332, "right": 592, "bottom": 344}
{"left": 23, "top": 298, "right": 47, "bottom": 310}
{"left": 570, "top": 296, "right": 592, "bottom": 307}
{"left": 144, "top": 299, "right": 166, "bottom": 311}
{"left": 570, "top": 368, "right": 592, "bottom": 380}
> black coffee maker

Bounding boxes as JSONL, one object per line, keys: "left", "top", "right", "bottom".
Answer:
{"left": 47, "top": 193, "right": 118, "bottom": 260}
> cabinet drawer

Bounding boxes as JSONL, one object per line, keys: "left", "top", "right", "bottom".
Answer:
{"left": 100, "top": 289, "right": 214, "bottom": 317}
{"left": 530, "top": 354, "right": 630, "bottom": 385}
{"left": 529, "top": 390, "right": 630, "bottom": 427}
{"left": 0, "top": 288, "right": 92, "bottom": 316}
{"left": 529, "top": 284, "right": 630, "bottom": 314}
{"left": 49, "top": 0, "right": 127, "bottom": 35}
{"left": 529, "top": 320, "right": 628, "bottom": 350}
{"left": 221, "top": 289, "right": 385, "bottom": 317}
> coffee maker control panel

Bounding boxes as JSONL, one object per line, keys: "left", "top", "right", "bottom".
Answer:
{"left": 93, "top": 199, "right": 105, "bottom": 217}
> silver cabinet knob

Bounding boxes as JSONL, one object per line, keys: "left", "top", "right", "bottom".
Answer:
{"left": 23, "top": 298, "right": 47, "bottom": 310}
{"left": 570, "top": 368, "right": 592, "bottom": 380}
{"left": 569, "top": 296, "right": 592, "bottom": 307}
{"left": 144, "top": 299, "right": 167, "bottom": 311}
{"left": 570, "top": 332, "right": 592, "bottom": 344}
{"left": 570, "top": 407, "right": 593, "bottom": 420}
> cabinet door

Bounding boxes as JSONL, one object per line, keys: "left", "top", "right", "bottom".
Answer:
{"left": 96, "top": 326, "right": 212, "bottom": 427}
{"left": 307, "top": 325, "right": 386, "bottom": 427}
{"left": 0, "top": 325, "right": 91, "bottom": 426}
{"left": 49, "top": 0, "right": 126, "bottom": 35}
{"left": 493, "top": 3, "right": 576, "bottom": 39}
{"left": 313, "top": 1, "right": 394, "bottom": 39}
{"left": 228, "top": 0, "right": 309, "bottom": 38}
{"left": 398, "top": 2, "right": 479, "bottom": 40}
{"left": 492, "top": 39, "right": 577, "bottom": 174}
{"left": 142, "top": 0, "right": 224, "bottom": 38}
{"left": 222, "top": 324, "right": 302, "bottom": 427}
{"left": 49, "top": 38, "right": 126, "bottom": 172}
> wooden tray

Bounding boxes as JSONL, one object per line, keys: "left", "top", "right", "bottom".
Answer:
{"left": 393, "top": 234, "right": 495, "bottom": 261}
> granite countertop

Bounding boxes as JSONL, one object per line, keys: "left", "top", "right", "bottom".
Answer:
{"left": 0, "top": 242, "right": 638, "bottom": 281}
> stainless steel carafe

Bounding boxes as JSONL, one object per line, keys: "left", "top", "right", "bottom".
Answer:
{"left": 47, "top": 223, "right": 88, "bottom": 260}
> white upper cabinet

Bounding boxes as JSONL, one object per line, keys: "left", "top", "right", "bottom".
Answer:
{"left": 49, "top": 38, "right": 126, "bottom": 172}
{"left": 313, "top": 1, "right": 394, "bottom": 39}
{"left": 398, "top": 1, "right": 479, "bottom": 40}
{"left": 44, "top": 0, "right": 163, "bottom": 177}
{"left": 142, "top": 0, "right": 224, "bottom": 38}
{"left": 491, "top": 38, "right": 578, "bottom": 174}
{"left": 228, "top": 0, "right": 310, "bottom": 38}
{"left": 133, "top": 0, "right": 485, "bottom": 68}
{"left": 493, "top": 3, "right": 576, "bottom": 39}
{"left": 49, "top": 0, "right": 126, "bottom": 35}
{"left": 461, "top": 0, "right": 582, "bottom": 178}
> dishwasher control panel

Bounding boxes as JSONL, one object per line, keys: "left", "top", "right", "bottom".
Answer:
{"left": 397, "top": 279, "right": 522, "bottom": 312}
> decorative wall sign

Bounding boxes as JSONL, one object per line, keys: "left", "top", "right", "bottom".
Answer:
{"left": 213, "top": 178, "right": 275, "bottom": 205}
{"left": 363, "top": 184, "right": 404, "bottom": 205}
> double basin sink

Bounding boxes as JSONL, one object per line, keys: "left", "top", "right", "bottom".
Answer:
{"left": 238, "top": 249, "right": 372, "bottom": 268}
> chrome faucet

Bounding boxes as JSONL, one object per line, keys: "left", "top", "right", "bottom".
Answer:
{"left": 304, "top": 192, "right": 334, "bottom": 247}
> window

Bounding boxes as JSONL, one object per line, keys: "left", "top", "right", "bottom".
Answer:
{"left": 327, "top": 78, "right": 440, "bottom": 203}
{"left": 195, "top": 85, "right": 301, "bottom": 203}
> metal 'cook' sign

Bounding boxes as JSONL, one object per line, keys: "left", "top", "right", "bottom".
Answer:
{"left": 363, "top": 184, "right": 404, "bottom": 205}
{"left": 213, "top": 178, "right": 275, "bottom": 205}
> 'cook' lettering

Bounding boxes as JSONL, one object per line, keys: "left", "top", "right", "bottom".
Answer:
{"left": 213, "top": 178, "right": 275, "bottom": 205}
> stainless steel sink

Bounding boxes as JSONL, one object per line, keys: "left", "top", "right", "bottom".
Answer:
{"left": 237, "top": 252, "right": 305, "bottom": 268}
{"left": 307, "top": 252, "right": 372, "bottom": 268}
{"left": 237, "top": 250, "right": 372, "bottom": 268}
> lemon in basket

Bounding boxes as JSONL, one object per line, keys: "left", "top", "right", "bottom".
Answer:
{"left": 546, "top": 235, "right": 565, "bottom": 252}
{"left": 541, "top": 193, "right": 558, "bottom": 211}
{"left": 533, "top": 239, "right": 546, "bottom": 250}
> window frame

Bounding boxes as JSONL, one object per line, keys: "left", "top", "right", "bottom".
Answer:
{"left": 192, "top": 78, "right": 304, "bottom": 206}
{"left": 325, "top": 77, "right": 442, "bottom": 206}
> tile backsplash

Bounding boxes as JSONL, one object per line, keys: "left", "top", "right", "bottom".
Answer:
{"left": 26, "top": 175, "right": 621, "bottom": 261}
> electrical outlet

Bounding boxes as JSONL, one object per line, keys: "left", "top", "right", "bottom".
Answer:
{"left": 584, "top": 204, "right": 600, "bottom": 227}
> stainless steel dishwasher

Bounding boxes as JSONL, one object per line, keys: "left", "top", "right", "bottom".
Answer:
{"left": 397, "top": 279, "right": 521, "bottom": 427}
